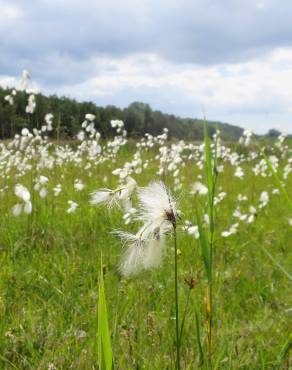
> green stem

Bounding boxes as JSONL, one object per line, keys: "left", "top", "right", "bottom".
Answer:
{"left": 173, "top": 224, "right": 181, "bottom": 370}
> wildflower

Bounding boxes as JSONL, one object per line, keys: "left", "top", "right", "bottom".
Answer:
{"left": 234, "top": 166, "right": 244, "bottom": 179}
{"left": 20, "top": 69, "right": 30, "bottom": 90}
{"left": 222, "top": 223, "right": 238, "bottom": 238}
{"left": 239, "top": 129, "right": 253, "bottom": 146}
{"left": 214, "top": 191, "right": 226, "bottom": 205}
{"left": 123, "top": 207, "right": 137, "bottom": 225}
{"left": 34, "top": 176, "right": 49, "bottom": 198}
{"left": 48, "top": 364, "right": 57, "bottom": 370}
{"left": 12, "top": 184, "right": 32, "bottom": 216}
{"left": 90, "top": 177, "right": 136, "bottom": 208}
{"left": 21, "top": 128, "right": 30, "bottom": 136}
{"left": 4, "top": 94, "right": 14, "bottom": 105}
{"left": 187, "top": 225, "right": 200, "bottom": 239}
{"left": 43, "top": 113, "right": 54, "bottom": 132}
{"left": 237, "top": 194, "right": 248, "bottom": 202}
{"left": 116, "top": 181, "right": 178, "bottom": 276}
{"left": 191, "top": 181, "right": 208, "bottom": 195}
{"left": 77, "top": 131, "right": 85, "bottom": 141}
{"left": 67, "top": 200, "right": 78, "bottom": 213}
{"left": 25, "top": 94, "right": 36, "bottom": 114}
{"left": 74, "top": 179, "right": 85, "bottom": 191}
{"left": 115, "top": 231, "right": 147, "bottom": 276}
{"left": 85, "top": 113, "right": 95, "bottom": 122}
{"left": 53, "top": 184, "right": 62, "bottom": 196}
{"left": 136, "top": 181, "right": 177, "bottom": 230}
{"left": 259, "top": 191, "right": 269, "bottom": 208}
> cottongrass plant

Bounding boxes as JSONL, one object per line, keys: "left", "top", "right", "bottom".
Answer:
{"left": 116, "top": 181, "right": 178, "bottom": 275}
{"left": 12, "top": 184, "right": 32, "bottom": 216}
{"left": 92, "top": 178, "right": 182, "bottom": 368}
{"left": 115, "top": 180, "right": 181, "bottom": 369}
{"left": 90, "top": 176, "right": 137, "bottom": 209}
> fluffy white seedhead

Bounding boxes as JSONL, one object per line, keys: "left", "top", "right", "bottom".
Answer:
{"left": 15, "top": 184, "right": 30, "bottom": 202}
{"left": 90, "top": 189, "right": 115, "bottom": 206}
{"left": 74, "top": 180, "right": 85, "bottom": 191}
{"left": 85, "top": 113, "right": 95, "bottom": 122}
{"left": 12, "top": 184, "right": 32, "bottom": 216}
{"left": 20, "top": 69, "right": 30, "bottom": 90}
{"left": 67, "top": 200, "right": 78, "bottom": 214}
{"left": 116, "top": 229, "right": 166, "bottom": 276}
{"left": 116, "top": 231, "right": 146, "bottom": 276}
{"left": 143, "top": 236, "right": 166, "bottom": 269}
{"left": 24, "top": 201, "right": 32, "bottom": 214}
{"left": 137, "top": 181, "right": 177, "bottom": 226}
{"left": 115, "top": 181, "right": 177, "bottom": 277}
{"left": 191, "top": 181, "right": 208, "bottom": 195}
{"left": 90, "top": 177, "right": 137, "bottom": 209}
{"left": 12, "top": 203, "right": 22, "bottom": 217}
{"left": 39, "top": 188, "right": 48, "bottom": 198}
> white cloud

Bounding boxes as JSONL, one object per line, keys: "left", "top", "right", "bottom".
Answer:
{"left": 21, "top": 48, "right": 290, "bottom": 134}
{"left": 1, "top": 1, "right": 292, "bottom": 134}
{"left": 0, "top": 1, "right": 23, "bottom": 23}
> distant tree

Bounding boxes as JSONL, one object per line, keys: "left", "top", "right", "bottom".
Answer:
{"left": 266, "top": 129, "right": 281, "bottom": 138}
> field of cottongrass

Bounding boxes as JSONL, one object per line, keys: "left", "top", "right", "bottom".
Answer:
{"left": 1, "top": 75, "right": 292, "bottom": 369}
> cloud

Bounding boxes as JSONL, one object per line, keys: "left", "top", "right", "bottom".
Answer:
{"left": 1, "top": 0, "right": 292, "bottom": 133}
{"left": 2, "top": 0, "right": 292, "bottom": 71}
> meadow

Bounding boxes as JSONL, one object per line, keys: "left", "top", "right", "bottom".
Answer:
{"left": 0, "top": 93, "right": 292, "bottom": 369}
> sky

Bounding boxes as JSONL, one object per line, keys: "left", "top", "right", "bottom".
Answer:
{"left": 1, "top": 0, "right": 292, "bottom": 134}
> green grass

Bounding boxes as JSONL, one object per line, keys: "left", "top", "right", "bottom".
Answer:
{"left": 0, "top": 143, "right": 292, "bottom": 369}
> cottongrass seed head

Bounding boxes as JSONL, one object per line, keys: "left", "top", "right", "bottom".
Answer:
{"left": 117, "top": 181, "right": 178, "bottom": 277}
{"left": 90, "top": 176, "right": 137, "bottom": 209}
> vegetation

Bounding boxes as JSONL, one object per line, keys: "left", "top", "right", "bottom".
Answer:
{"left": 0, "top": 86, "right": 245, "bottom": 141}
{"left": 0, "top": 124, "right": 291, "bottom": 368}
{"left": 1, "top": 80, "right": 292, "bottom": 369}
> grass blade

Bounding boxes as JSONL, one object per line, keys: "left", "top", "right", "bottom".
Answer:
{"left": 196, "top": 206, "right": 211, "bottom": 282}
{"left": 204, "top": 122, "right": 214, "bottom": 213}
{"left": 194, "top": 304, "right": 205, "bottom": 366}
{"left": 98, "top": 256, "right": 113, "bottom": 370}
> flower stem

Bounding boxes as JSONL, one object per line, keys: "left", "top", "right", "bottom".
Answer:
{"left": 173, "top": 223, "right": 181, "bottom": 370}
{"left": 206, "top": 284, "right": 212, "bottom": 367}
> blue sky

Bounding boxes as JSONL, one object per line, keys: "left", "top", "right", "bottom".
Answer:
{"left": 1, "top": 0, "right": 292, "bottom": 134}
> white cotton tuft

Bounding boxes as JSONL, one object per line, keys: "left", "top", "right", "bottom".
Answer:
{"left": 143, "top": 237, "right": 165, "bottom": 269}
{"left": 90, "top": 189, "right": 113, "bottom": 206}
{"left": 137, "top": 181, "right": 176, "bottom": 225}
{"left": 12, "top": 203, "right": 22, "bottom": 216}
{"left": 39, "top": 188, "right": 48, "bottom": 198}
{"left": 119, "top": 240, "right": 144, "bottom": 277}
{"left": 191, "top": 182, "right": 208, "bottom": 195}
{"left": 15, "top": 184, "right": 30, "bottom": 202}
{"left": 24, "top": 201, "right": 32, "bottom": 214}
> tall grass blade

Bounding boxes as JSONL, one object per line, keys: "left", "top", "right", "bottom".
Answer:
{"left": 98, "top": 256, "right": 113, "bottom": 370}
{"left": 204, "top": 122, "right": 214, "bottom": 215}
{"left": 194, "top": 302, "right": 205, "bottom": 365}
{"left": 196, "top": 206, "right": 211, "bottom": 282}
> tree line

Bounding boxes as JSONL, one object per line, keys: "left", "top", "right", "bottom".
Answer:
{"left": 0, "top": 86, "right": 245, "bottom": 140}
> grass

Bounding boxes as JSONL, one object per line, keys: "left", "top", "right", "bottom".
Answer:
{"left": 0, "top": 141, "right": 292, "bottom": 369}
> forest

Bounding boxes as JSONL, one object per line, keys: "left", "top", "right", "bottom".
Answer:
{"left": 0, "top": 86, "right": 244, "bottom": 140}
